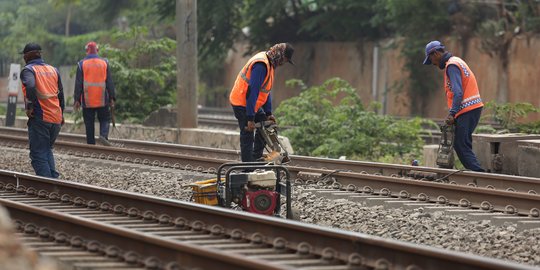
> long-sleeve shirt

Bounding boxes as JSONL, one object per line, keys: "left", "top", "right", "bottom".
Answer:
{"left": 20, "top": 58, "right": 65, "bottom": 114}
{"left": 245, "top": 62, "right": 272, "bottom": 121}
{"left": 440, "top": 52, "right": 463, "bottom": 116}
{"left": 74, "top": 54, "right": 115, "bottom": 106}
{"left": 446, "top": 65, "right": 463, "bottom": 116}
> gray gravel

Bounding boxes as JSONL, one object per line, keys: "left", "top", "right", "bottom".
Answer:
{"left": 1, "top": 146, "right": 539, "bottom": 267}
{"left": 292, "top": 185, "right": 540, "bottom": 266}
{"left": 0, "top": 147, "right": 211, "bottom": 201}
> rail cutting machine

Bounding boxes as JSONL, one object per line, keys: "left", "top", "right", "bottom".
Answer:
{"left": 190, "top": 162, "right": 293, "bottom": 219}
{"left": 254, "top": 121, "right": 291, "bottom": 164}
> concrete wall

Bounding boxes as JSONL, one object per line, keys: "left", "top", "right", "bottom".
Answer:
{"left": 472, "top": 134, "right": 540, "bottom": 175}
{"left": 223, "top": 36, "right": 540, "bottom": 119}
{"left": 518, "top": 140, "right": 540, "bottom": 178}
{"left": 3, "top": 36, "right": 540, "bottom": 120}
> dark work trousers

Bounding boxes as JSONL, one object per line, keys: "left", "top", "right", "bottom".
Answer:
{"left": 27, "top": 118, "right": 61, "bottom": 178}
{"left": 82, "top": 106, "right": 110, "bottom": 144}
{"left": 454, "top": 107, "right": 485, "bottom": 172}
{"left": 233, "top": 106, "right": 268, "bottom": 162}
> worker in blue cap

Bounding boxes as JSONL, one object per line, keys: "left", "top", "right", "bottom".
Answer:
{"left": 423, "top": 40, "right": 485, "bottom": 172}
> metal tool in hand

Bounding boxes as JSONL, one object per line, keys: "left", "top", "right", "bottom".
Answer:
{"left": 253, "top": 121, "right": 291, "bottom": 164}
{"left": 107, "top": 104, "right": 124, "bottom": 143}
{"left": 436, "top": 124, "right": 455, "bottom": 169}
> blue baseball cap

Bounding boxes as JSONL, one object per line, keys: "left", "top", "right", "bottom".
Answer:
{"left": 423, "top": 40, "right": 445, "bottom": 65}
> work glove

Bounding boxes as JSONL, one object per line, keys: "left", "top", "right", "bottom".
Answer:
{"left": 245, "top": 121, "right": 256, "bottom": 132}
{"left": 267, "top": 114, "right": 276, "bottom": 123}
{"left": 445, "top": 114, "right": 455, "bottom": 125}
{"left": 110, "top": 99, "right": 115, "bottom": 108}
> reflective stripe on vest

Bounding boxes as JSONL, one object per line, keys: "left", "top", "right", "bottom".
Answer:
{"left": 22, "top": 64, "right": 62, "bottom": 124}
{"left": 82, "top": 58, "right": 108, "bottom": 108}
{"left": 444, "top": 56, "right": 484, "bottom": 118}
{"left": 229, "top": 52, "right": 274, "bottom": 112}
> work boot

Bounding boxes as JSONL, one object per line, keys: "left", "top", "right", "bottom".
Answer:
{"left": 98, "top": 135, "right": 112, "bottom": 147}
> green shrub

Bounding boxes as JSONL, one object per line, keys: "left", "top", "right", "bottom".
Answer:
{"left": 483, "top": 101, "right": 540, "bottom": 133}
{"left": 276, "top": 78, "right": 429, "bottom": 163}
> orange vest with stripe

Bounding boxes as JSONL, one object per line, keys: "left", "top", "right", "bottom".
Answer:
{"left": 229, "top": 52, "right": 274, "bottom": 113}
{"left": 81, "top": 58, "right": 108, "bottom": 108}
{"left": 444, "top": 56, "right": 483, "bottom": 118}
{"left": 22, "top": 64, "right": 62, "bottom": 124}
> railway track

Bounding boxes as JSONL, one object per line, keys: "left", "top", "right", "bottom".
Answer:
{"left": 1, "top": 126, "right": 538, "bottom": 192}
{"left": 0, "top": 170, "right": 532, "bottom": 270}
{"left": 1, "top": 128, "right": 540, "bottom": 219}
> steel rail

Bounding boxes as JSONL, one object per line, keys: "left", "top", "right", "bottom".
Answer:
{"left": 1, "top": 198, "right": 287, "bottom": 270}
{"left": 0, "top": 170, "right": 533, "bottom": 270}
{"left": 1, "top": 133, "right": 540, "bottom": 217}
{"left": 1, "top": 128, "right": 540, "bottom": 194}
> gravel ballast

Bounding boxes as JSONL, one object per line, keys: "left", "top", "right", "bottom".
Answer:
{"left": 1, "top": 146, "right": 539, "bottom": 267}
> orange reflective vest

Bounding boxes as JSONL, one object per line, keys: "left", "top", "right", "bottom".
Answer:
{"left": 229, "top": 52, "right": 274, "bottom": 113}
{"left": 81, "top": 58, "right": 108, "bottom": 108}
{"left": 444, "top": 56, "right": 483, "bottom": 118}
{"left": 22, "top": 64, "right": 62, "bottom": 124}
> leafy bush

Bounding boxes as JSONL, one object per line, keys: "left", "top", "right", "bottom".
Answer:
{"left": 483, "top": 101, "right": 540, "bottom": 133}
{"left": 100, "top": 28, "right": 177, "bottom": 122}
{"left": 275, "top": 78, "right": 428, "bottom": 163}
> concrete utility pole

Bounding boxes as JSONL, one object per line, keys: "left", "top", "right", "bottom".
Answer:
{"left": 176, "top": 0, "right": 198, "bottom": 128}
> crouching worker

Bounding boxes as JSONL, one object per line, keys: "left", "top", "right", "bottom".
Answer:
{"left": 229, "top": 43, "right": 294, "bottom": 162}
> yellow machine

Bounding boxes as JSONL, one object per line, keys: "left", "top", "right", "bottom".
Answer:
{"left": 189, "top": 178, "right": 218, "bottom": 206}
{"left": 190, "top": 162, "right": 293, "bottom": 219}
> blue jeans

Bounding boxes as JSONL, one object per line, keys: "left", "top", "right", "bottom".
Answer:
{"left": 454, "top": 107, "right": 484, "bottom": 172}
{"left": 27, "top": 118, "right": 61, "bottom": 178}
{"left": 233, "top": 106, "right": 267, "bottom": 162}
{"left": 83, "top": 107, "right": 110, "bottom": 144}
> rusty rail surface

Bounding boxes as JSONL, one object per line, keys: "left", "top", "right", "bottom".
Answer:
{"left": 1, "top": 131, "right": 540, "bottom": 217}
{"left": 3, "top": 199, "right": 278, "bottom": 270}
{"left": 1, "top": 127, "right": 540, "bottom": 193}
{"left": 0, "top": 128, "right": 540, "bottom": 194}
{"left": 0, "top": 170, "right": 532, "bottom": 270}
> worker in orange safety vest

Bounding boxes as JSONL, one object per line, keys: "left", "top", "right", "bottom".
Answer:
{"left": 20, "top": 43, "right": 65, "bottom": 178}
{"left": 74, "top": 41, "right": 116, "bottom": 146}
{"left": 229, "top": 43, "right": 294, "bottom": 162}
{"left": 423, "top": 40, "right": 485, "bottom": 172}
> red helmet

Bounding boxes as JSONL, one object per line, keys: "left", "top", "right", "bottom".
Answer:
{"left": 85, "top": 41, "right": 99, "bottom": 54}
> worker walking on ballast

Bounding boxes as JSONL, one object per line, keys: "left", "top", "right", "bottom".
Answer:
{"left": 423, "top": 40, "right": 485, "bottom": 172}
{"left": 229, "top": 43, "right": 295, "bottom": 162}
{"left": 74, "top": 41, "right": 116, "bottom": 146}
{"left": 20, "top": 43, "right": 65, "bottom": 178}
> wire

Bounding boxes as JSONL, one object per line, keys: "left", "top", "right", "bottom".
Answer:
{"left": 434, "top": 169, "right": 464, "bottom": 183}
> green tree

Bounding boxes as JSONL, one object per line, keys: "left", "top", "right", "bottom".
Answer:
{"left": 48, "top": 0, "right": 81, "bottom": 36}
{"left": 241, "top": 0, "right": 383, "bottom": 51}
{"left": 153, "top": 0, "right": 243, "bottom": 88}
{"left": 100, "top": 28, "right": 177, "bottom": 122}
{"left": 475, "top": 1, "right": 540, "bottom": 104}
{"left": 371, "top": 0, "right": 451, "bottom": 116}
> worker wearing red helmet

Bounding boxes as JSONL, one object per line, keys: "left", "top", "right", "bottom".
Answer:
{"left": 74, "top": 41, "right": 116, "bottom": 146}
